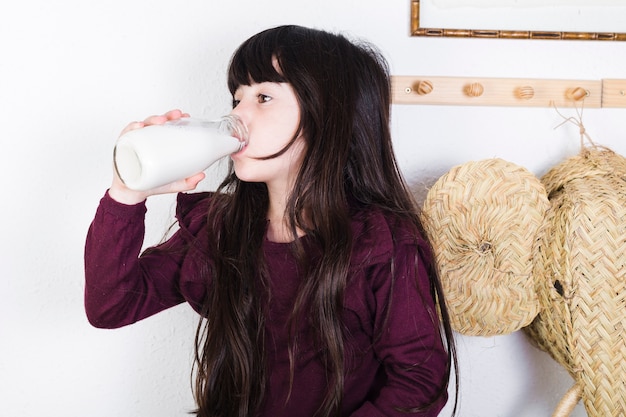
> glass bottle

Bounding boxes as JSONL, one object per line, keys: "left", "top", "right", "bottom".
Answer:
{"left": 113, "top": 115, "right": 247, "bottom": 191}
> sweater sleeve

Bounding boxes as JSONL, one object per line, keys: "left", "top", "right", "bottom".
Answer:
{"left": 350, "top": 235, "right": 449, "bottom": 416}
{"left": 84, "top": 191, "right": 200, "bottom": 328}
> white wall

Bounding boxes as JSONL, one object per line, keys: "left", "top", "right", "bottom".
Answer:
{"left": 2, "top": 1, "right": 625, "bottom": 416}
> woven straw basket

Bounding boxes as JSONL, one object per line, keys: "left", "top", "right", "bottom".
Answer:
{"left": 422, "top": 148, "right": 626, "bottom": 417}
{"left": 525, "top": 147, "right": 626, "bottom": 417}
{"left": 422, "top": 158, "right": 549, "bottom": 336}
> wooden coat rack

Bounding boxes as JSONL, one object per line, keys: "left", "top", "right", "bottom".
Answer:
{"left": 392, "top": 76, "right": 626, "bottom": 108}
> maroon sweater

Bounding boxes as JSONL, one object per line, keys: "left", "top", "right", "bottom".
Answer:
{"left": 84, "top": 191, "right": 448, "bottom": 416}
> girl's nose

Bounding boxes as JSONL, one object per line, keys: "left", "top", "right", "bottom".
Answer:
{"left": 229, "top": 106, "right": 248, "bottom": 126}
{"left": 227, "top": 108, "right": 250, "bottom": 143}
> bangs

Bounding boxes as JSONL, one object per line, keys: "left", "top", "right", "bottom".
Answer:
{"left": 227, "top": 28, "right": 288, "bottom": 94}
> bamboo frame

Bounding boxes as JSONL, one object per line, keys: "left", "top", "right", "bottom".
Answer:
{"left": 411, "top": 0, "right": 626, "bottom": 41}
{"left": 392, "top": 76, "right": 626, "bottom": 108}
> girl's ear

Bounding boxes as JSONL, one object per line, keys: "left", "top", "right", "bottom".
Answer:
{"left": 421, "top": 158, "right": 548, "bottom": 336}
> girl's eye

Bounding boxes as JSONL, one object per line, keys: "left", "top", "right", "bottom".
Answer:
{"left": 231, "top": 93, "right": 271, "bottom": 108}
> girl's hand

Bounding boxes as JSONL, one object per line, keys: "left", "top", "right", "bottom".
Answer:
{"left": 108, "top": 109, "right": 207, "bottom": 205}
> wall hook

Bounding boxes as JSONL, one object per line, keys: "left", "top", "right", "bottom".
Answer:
{"left": 464, "top": 82, "right": 484, "bottom": 97}
{"left": 415, "top": 80, "right": 434, "bottom": 95}
{"left": 566, "top": 87, "right": 589, "bottom": 101}
{"left": 516, "top": 86, "right": 535, "bottom": 100}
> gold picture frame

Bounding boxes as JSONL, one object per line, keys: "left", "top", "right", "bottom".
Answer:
{"left": 410, "top": 0, "right": 626, "bottom": 41}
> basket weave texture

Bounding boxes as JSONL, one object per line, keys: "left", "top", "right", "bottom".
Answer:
{"left": 422, "top": 158, "right": 548, "bottom": 336}
{"left": 525, "top": 147, "right": 626, "bottom": 417}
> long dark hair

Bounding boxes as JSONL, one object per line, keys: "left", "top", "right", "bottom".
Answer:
{"left": 193, "top": 25, "right": 457, "bottom": 417}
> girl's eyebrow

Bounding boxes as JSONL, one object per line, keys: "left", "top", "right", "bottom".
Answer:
{"left": 235, "top": 82, "right": 285, "bottom": 94}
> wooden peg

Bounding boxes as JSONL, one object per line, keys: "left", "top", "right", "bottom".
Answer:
{"left": 414, "top": 80, "right": 434, "bottom": 95}
{"left": 566, "top": 87, "right": 588, "bottom": 101}
{"left": 515, "top": 86, "right": 535, "bottom": 100}
{"left": 464, "top": 82, "right": 484, "bottom": 97}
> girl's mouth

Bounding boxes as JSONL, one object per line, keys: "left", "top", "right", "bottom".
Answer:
{"left": 232, "top": 141, "right": 248, "bottom": 157}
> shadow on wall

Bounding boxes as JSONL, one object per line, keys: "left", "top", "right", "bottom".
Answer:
{"left": 509, "top": 334, "right": 586, "bottom": 417}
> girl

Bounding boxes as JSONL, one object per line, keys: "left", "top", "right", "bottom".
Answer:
{"left": 85, "top": 25, "right": 457, "bottom": 417}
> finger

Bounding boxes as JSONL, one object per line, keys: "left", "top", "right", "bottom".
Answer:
{"left": 143, "top": 114, "right": 169, "bottom": 126}
{"left": 143, "top": 109, "right": 189, "bottom": 126}
{"left": 146, "top": 172, "right": 206, "bottom": 196}
{"left": 183, "top": 172, "right": 206, "bottom": 189}
{"left": 171, "top": 173, "right": 206, "bottom": 193}
{"left": 118, "top": 108, "right": 190, "bottom": 139}
{"left": 163, "top": 109, "right": 188, "bottom": 120}
{"left": 119, "top": 121, "right": 145, "bottom": 137}
{"left": 171, "top": 172, "right": 206, "bottom": 192}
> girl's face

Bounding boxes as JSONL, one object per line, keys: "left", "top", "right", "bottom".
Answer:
{"left": 229, "top": 81, "right": 305, "bottom": 191}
